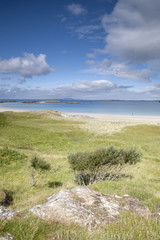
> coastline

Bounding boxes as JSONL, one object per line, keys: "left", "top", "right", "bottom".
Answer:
{"left": 62, "top": 112, "right": 160, "bottom": 124}
{"left": 1, "top": 107, "right": 160, "bottom": 124}
{"left": 0, "top": 107, "right": 31, "bottom": 113}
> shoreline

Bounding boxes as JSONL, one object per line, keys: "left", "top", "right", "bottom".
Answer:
{"left": 0, "top": 107, "right": 160, "bottom": 124}
{"left": 0, "top": 107, "right": 31, "bottom": 113}
{"left": 62, "top": 112, "right": 160, "bottom": 123}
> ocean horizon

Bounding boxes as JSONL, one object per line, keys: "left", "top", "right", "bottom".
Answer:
{"left": 0, "top": 99, "right": 160, "bottom": 116}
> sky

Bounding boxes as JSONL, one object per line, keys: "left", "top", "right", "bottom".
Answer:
{"left": 0, "top": 0, "right": 160, "bottom": 100}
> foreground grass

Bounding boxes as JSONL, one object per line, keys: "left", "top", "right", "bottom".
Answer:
{"left": 0, "top": 213, "right": 159, "bottom": 240}
{"left": 0, "top": 111, "right": 160, "bottom": 239}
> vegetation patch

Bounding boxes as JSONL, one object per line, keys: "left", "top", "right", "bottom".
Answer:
{"left": 0, "top": 189, "right": 14, "bottom": 206}
{"left": 0, "top": 112, "right": 159, "bottom": 239}
{"left": 30, "top": 155, "right": 51, "bottom": 186}
{"left": 0, "top": 147, "right": 27, "bottom": 166}
{"left": 68, "top": 146, "right": 142, "bottom": 185}
{"left": 0, "top": 113, "right": 7, "bottom": 127}
{"left": 48, "top": 181, "right": 63, "bottom": 188}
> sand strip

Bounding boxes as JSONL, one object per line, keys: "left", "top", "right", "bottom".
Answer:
{"left": 62, "top": 112, "right": 160, "bottom": 124}
{"left": 0, "top": 107, "right": 160, "bottom": 124}
{"left": 0, "top": 107, "right": 32, "bottom": 112}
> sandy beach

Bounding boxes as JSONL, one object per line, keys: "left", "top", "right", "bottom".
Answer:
{"left": 62, "top": 112, "right": 160, "bottom": 124}
{"left": 1, "top": 107, "right": 160, "bottom": 124}
{"left": 0, "top": 107, "right": 31, "bottom": 113}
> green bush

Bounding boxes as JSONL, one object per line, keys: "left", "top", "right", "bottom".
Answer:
{"left": 68, "top": 146, "right": 141, "bottom": 185}
{"left": 122, "top": 148, "right": 142, "bottom": 164}
{"left": 0, "top": 147, "right": 27, "bottom": 166}
{"left": 31, "top": 155, "right": 51, "bottom": 171}
{"left": 1, "top": 189, "right": 14, "bottom": 206}
{"left": 30, "top": 156, "right": 51, "bottom": 186}
{"left": 75, "top": 172, "right": 96, "bottom": 186}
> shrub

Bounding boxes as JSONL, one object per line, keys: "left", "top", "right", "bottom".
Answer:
{"left": 122, "top": 148, "right": 142, "bottom": 164}
{"left": 0, "top": 147, "right": 27, "bottom": 166}
{"left": 31, "top": 155, "right": 51, "bottom": 171}
{"left": 75, "top": 172, "right": 96, "bottom": 186}
{"left": 1, "top": 189, "right": 14, "bottom": 206}
{"left": 30, "top": 156, "right": 51, "bottom": 186}
{"left": 68, "top": 146, "right": 141, "bottom": 185}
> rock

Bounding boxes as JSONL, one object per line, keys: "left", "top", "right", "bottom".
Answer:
{"left": 29, "top": 186, "right": 152, "bottom": 227}
{"left": 0, "top": 206, "right": 18, "bottom": 220}
{"left": 0, "top": 233, "right": 14, "bottom": 240}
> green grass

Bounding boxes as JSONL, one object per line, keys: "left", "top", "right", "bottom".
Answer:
{"left": 0, "top": 147, "right": 27, "bottom": 166}
{"left": 0, "top": 111, "right": 160, "bottom": 239}
{"left": 0, "top": 213, "right": 159, "bottom": 240}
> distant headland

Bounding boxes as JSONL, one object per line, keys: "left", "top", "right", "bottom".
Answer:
{"left": 0, "top": 100, "right": 17, "bottom": 103}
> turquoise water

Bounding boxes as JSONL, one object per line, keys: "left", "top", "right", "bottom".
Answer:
{"left": 1, "top": 100, "right": 160, "bottom": 116}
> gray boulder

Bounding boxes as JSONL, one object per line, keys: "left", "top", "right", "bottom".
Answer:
{"left": 0, "top": 206, "right": 18, "bottom": 220}
{"left": 0, "top": 233, "right": 14, "bottom": 240}
{"left": 30, "top": 186, "right": 152, "bottom": 227}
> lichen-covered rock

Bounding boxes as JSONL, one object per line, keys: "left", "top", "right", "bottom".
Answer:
{"left": 0, "top": 233, "right": 14, "bottom": 240}
{"left": 29, "top": 186, "right": 152, "bottom": 227}
{"left": 0, "top": 206, "right": 18, "bottom": 220}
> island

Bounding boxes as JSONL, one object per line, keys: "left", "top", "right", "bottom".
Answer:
{"left": 42, "top": 100, "right": 62, "bottom": 103}
{"left": 65, "top": 101, "right": 81, "bottom": 104}
{"left": 0, "top": 100, "right": 17, "bottom": 103}
{"left": 99, "top": 99, "right": 120, "bottom": 101}
{"left": 23, "top": 101, "right": 39, "bottom": 104}
{"left": 22, "top": 100, "right": 62, "bottom": 104}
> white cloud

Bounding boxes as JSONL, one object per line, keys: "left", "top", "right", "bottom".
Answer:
{"left": 58, "top": 14, "right": 67, "bottom": 23}
{"left": 86, "top": 53, "right": 96, "bottom": 58}
{"left": 84, "top": 59, "right": 151, "bottom": 82}
{"left": 82, "top": 0, "right": 160, "bottom": 83}
{"left": 85, "top": 60, "right": 96, "bottom": 66}
{"left": 140, "top": 84, "right": 160, "bottom": 98}
{"left": 18, "top": 77, "right": 26, "bottom": 83}
{"left": 0, "top": 53, "right": 55, "bottom": 81}
{"left": 75, "top": 25, "right": 101, "bottom": 39}
{"left": 2, "top": 80, "right": 159, "bottom": 100}
{"left": 102, "top": 0, "right": 160, "bottom": 62}
{"left": 0, "top": 84, "right": 10, "bottom": 87}
{"left": 61, "top": 17, "right": 67, "bottom": 23}
{"left": 67, "top": 3, "right": 87, "bottom": 16}
{"left": 0, "top": 80, "right": 133, "bottom": 99}
{"left": 0, "top": 76, "right": 11, "bottom": 81}
{"left": 54, "top": 80, "right": 116, "bottom": 98}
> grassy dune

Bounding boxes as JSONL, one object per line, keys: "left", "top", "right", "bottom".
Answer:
{"left": 0, "top": 111, "right": 159, "bottom": 239}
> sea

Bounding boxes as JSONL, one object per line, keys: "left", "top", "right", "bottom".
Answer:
{"left": 1, "top": 99, "right": 160, "bottom": 116}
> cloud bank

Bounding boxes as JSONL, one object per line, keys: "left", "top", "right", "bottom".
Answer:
{"left": 0, "top": 53, "right": 55, "bottom": 81}
{"left": 1, "top": 79, "right": 157, "bottom": 100}
{"left": 84, "top": 59, "right": 151, "bottom": 82}
{"left": 0, "top": 80, "right": 138, "bottom": 100}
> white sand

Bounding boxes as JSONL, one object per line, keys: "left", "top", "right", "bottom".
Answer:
{"left": 0, "top": 107, "right": 31, "bottom": 112}
{"left": 61, "top": 112, "right": 160, "bottom": 135}
{"left": 62, "top": 112, "right": 160, "bottom": 124}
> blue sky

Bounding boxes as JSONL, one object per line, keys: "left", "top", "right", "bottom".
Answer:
{"left": 0, "top": 0, "right": 160, "bottom": 99}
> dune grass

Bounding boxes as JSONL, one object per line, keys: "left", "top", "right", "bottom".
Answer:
{"left": 0, "top": 111, "right": 160, "bottom": 239}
